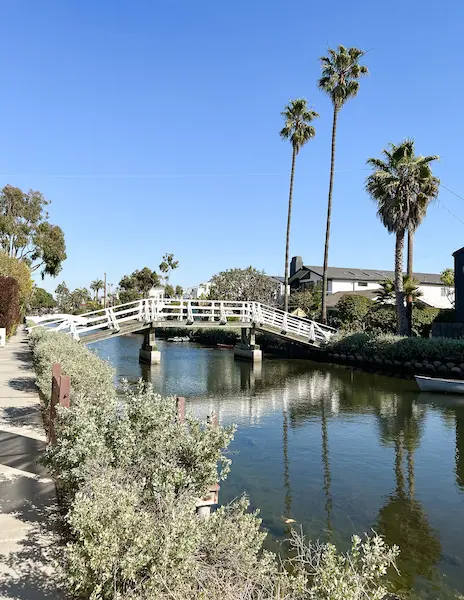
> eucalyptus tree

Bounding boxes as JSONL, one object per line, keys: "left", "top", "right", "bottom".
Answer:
{"left": 318, "top": 46, "right": 369, "bottom": 323}
{"left": 280, "top": 98, "right": 318, "bottom": 312}
{"left": 366, "top": 140, "right": 439, "bottom": 335}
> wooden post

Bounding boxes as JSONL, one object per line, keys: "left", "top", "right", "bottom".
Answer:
{"left": 176, "top": 396, "right": 185, "bottom": 423}
{"left": 196, "top": 410, "right": 220, "bottom": 517}
{"left": 49, "top": 363, "right": 61, "bottom": 444}
{"left": 59, "top": 375, "right": 71, "bottom": 408}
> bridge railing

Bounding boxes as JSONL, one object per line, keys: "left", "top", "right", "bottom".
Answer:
{"left": 29, "top": 298, "right": 336, "bottom": 344}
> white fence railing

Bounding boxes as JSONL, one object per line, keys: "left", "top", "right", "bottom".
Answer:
{"left": 28, "top": 299, "right": 336, "bottom": 345}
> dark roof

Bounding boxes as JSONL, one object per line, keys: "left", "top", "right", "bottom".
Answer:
{"left": 290, "top": 265, "right": 443, "bottom": 285}
{"left": 453, "top": 247, "right": 464, "bottom": 257}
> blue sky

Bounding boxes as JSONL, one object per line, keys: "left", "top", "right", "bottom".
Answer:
{"left": 1, "top": 0, "right": 463, "bottom": 293}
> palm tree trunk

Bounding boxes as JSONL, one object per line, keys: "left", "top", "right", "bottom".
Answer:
{"left": 395, "top": 230, "right": 408, "bottom": 335}
{"left": 284, "top": 147, "right": 297, "bottom": 313}
{"left": 321, "top": 105, "right": 339, "bottom": 323}
{"left": 407, "top": 228, "right": 413, "bottom": 278}
{"left": 406, "top": 228, "right": 414, "bottom": 336}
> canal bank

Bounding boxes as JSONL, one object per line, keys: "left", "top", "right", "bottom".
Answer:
{"left": 93, "top": 333, "right": 464, "bottom": 600}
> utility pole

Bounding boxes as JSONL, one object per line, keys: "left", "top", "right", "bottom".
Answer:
{"left": 104, "top": 272, "right": 107, "bottom": 308}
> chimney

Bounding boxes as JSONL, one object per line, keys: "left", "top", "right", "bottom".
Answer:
{"left": 290, "top": 256, "right": 303, "bottom": 277}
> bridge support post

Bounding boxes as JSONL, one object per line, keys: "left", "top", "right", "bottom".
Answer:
{"left": 139, "top": 328, "right": 161, "bottom": 364}
{"left": 234, "top": 327, "right": 262, "bottom": 363}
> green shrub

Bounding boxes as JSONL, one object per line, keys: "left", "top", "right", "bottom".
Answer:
{"left": 331, "top": 295, "right": 373, "bottom": 331}
{"left": 364, "top": 305, "right": 397, "bottom": 336}
{"left": 328, "top": 332, "right": 464, "bottom": 364}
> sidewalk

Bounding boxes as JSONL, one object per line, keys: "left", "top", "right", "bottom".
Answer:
{"left": 0, "top": 327, "right": 65, "bottom": 599}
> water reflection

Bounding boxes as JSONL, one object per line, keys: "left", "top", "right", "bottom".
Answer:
{"left": 93, "top": 335, "right": 464, "bottom": 598}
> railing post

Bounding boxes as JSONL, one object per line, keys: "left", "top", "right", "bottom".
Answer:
{"left": 196, "top": 410, "right": 219, "bottom": 517}
{"left": 187, "top": 301, "right": 194, "bottom": 325}
{"left": 58, "top": 375, "right": 71, "bottom": 409}
{"left": 176, "top": 396, "right": 185, "bottom": 423}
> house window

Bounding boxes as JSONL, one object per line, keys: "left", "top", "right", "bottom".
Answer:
{"left": 358, "top": 282, "right": 368, "bottom": 287}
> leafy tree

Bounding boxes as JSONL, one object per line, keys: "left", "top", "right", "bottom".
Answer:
{"left": 175, "top": 285, "right": 184, "bottom": 297}
{"left": 289, "top": 286, "right": 321, "bottom": 319}
{"left": 366, "top": 140, "right": 439, "bottom": 335}
{"left": 69, "top": 288, "right": 91, "bottom": 313}
{"left": 55, "top": 282, "right": 71, "bottom": 312}
{"left": 209, "top": 267, "right": 280, "bottom": 304}
{"left": 331, "top": 294, "right": 372, "bottom": 331}
{"left": 318, "top": 46, "right": 369, "bottom": 323}
{"left": 118, "top": 267, "right": 160, "bottom": 303}
{"left": 440, "top": 267, "right": 455, "bottom": 305}
{"left": 280, "top": 99, "right": 318, "bottom": 312}
{"left": 0, "top": 185, "right": 67, "bottom": 278}
{"left": 164, "top": 284, "right": 175, "bottom": 298}
{"left": 0, "top": 252, "right": 33, "bottom": 309}
{"left": 90, "top": 279, "right": 104, "bottom": 302}
{"left": 29, "top": 286, "right": 56, "bottom": 311}
{"left": 159, "top": 253, "right": 178, "bottom": 287}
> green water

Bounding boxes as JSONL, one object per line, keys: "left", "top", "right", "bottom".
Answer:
{"left": 93, "top": 334, "right": 464, "bottom": 599}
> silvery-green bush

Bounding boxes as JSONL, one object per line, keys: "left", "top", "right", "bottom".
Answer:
{"left": 30, "top": 328, "right": 115, "bottom": 403}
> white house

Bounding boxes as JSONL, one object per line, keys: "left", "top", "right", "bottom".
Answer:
{"left": 183, "top": 281, "right": 211, "bottom": 299}
{"left": 288, "top": 257, "right": 453, "bottom": 309}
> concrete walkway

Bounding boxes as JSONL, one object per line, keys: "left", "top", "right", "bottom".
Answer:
{"left": 0, "top": 328, "right": 65, "bottom": 599}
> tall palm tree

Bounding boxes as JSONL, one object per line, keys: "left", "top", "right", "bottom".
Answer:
{"left": 318, "top": 45, "right": 369, "bottom": 323}
{"left": 280, "top": 99, "right": 318, "bottom": 312}
{"left": 90, "top": 279, "right": 104, "bottom": 302}
{"left": 366, "top": 140, "right": 439, "bottom": 335}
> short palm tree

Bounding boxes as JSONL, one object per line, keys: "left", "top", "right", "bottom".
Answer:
{"left": 376, "top": 277, "right": 423, "bottom": 305}
{"left": 366, "top": 140, "right": 439, "bottom": 335}
{"left": 90, "top": 279, "right": 104, "bottom": 302}
{"left": 280, "top": 99, "right": 318, "bottom": 312}
{"left": 318, "top": 45, "right": 369, "bottom": 323}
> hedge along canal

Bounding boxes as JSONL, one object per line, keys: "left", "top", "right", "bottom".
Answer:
{"left": 92, "top": 332, "right": 464, "bottom": 600}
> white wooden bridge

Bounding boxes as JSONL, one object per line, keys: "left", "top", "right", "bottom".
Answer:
{"left": 29, "top": 299, "right": 336, "bottom": 362}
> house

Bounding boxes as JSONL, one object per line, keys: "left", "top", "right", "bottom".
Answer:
{"left": 183, "top": 281, "right": 211, "bottom": 299}
{"left": 288, "top": 256, "right": 453, "bottom": 309}
{"left": 148, "top": 286, "right": 165, "bottom": 301}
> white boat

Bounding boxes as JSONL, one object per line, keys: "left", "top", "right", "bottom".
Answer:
{"left": 415, "top": 375, "right": 464, "bottom": 395}
{"left": 167, "top": 336, "right": 190, "bottom": 342}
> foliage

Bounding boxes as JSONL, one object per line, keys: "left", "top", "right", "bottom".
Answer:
{"left": 29, "top": 286, "right": 56, "bottom": 311}
{"left": 119, "top": 267, "right": 160, "bottom": 303}
{"left": 165, "top": 284, "right": 175, "bottom": 297}
{"left": 30, "top": 328, "right": 115, "bottom": 408}
{"left": 0, "top": 184, "right": 67, "bottom": 277}
{"left": 90, "top": 279, "right": 104, "bottom": 302}
{"left": 288, "top": 529, "right": 399, "bottom": 600}
{"left": 209, "top": 267, "right": 280, "bottom": 305}
{"left": 55, "top": 282, "right": 71, "bottom": 312}
{"left": 290, "top": 287, "right": 322, "bottom": 319}
{"left": 280, "top": 98, "right": 318, "bottom": 153}
{"left": 331, "top": 294, "right": 372, "bottom": 331}
{"left": 159, "top": 253, "right": 178, "bottom": 287}
{"left": 328, "top": 331, "right": 464, "bottom": 364}
{"left": 364, "top": 305, "right": 397, "bottom": 335}
{"left": 440, "top": 268, "right": 455, "bottom": 305}
{"left": 175, "top": 285, "right": 183, "bottom": 297}
{"left": 0, "top": 252, "right": 33, "bottom": 308}
{"left": 0, "top": 276, "right": 20, "bottom": 337}
{"left": 318, "top": 45, "right": 369, "bottom": 110}
{"left": 376, "top": 277, "right": 422, "bottom": 305}
{"left": 366, "top": 140, "right": 439, "bottom": 335}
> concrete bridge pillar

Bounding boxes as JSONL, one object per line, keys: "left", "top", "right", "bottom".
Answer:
{"left": 139, "top": 328, "right": 161, "bottom": 364}
{"left": 233, "top": 327, "right": 262, "bottom": 363}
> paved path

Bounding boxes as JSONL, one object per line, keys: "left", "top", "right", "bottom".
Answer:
{"left": 0, "top": 328, "right": 65, "bottom": 599}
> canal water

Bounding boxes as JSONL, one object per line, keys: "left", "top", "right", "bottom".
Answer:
{"left": 93, "top": 334, "right": 464, "bottom": 600}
